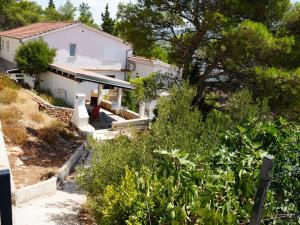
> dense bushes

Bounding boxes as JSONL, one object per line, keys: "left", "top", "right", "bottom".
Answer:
{"left": 77, "top": 133, "right": 155, "bottom": 196}
{"left": 77, "top": 83, "right": 300, "bottom": 224}
{"left": 255, "top": 67, "right": 300, "bottom": 121}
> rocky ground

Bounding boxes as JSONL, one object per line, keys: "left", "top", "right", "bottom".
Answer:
{"left": 1, "top": 89, "right": 84, "bottom": 189}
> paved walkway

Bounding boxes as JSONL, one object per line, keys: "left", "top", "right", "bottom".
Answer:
{"left": 13, "top": 132, "right": 115, "bottom": 225}
{"left": 14, "top": 176, "right": 86, "bottom": 225}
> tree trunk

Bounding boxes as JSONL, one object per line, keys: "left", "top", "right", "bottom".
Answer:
{"left": 34, "top": 74, "right": 40, "bottom": 90}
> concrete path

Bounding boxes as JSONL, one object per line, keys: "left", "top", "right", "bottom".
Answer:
{"left": 93, "top": 129, "right": 119, "bottom": 141}
{"left": 14, "top": 176, "right": 86, "bottom": 225}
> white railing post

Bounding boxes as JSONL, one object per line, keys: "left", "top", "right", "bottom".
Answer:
{"left": 97, "top": 84, "right": 103, "bottom": 105}
{"left": 117, "top": 88, "right": 122, "bottom": 109}
{"left": 139, "top": 101, "right": 146, "bottom": 118}
{"left": 72, "top": 94, "right": 89, "bottom": 128}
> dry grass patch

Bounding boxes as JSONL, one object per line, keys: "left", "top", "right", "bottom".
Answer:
{"left": 0, "top": 88, "right": 18, "bottom": 104}
{"left": 0, "top": 107, "right": 22, "bottom": 125}
{"left": 2, "top": 124, "right": 28, "bottom": 145}
{"left": 30, "top": 112, "right": 45, "bottom": 123}
{"left": 38, "top": 120, "right": 65, "bottom": 143}
{"left": 0, "top": 75, "right": 19, "bottom": 90}
{"left": 0, "top": 106, "right": 27, "bottom": 145}
{"left": 0, "top": 75, "right": 19, "bottom": 105}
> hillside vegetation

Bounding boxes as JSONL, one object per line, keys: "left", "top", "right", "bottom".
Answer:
{"left": 78, "top": 84, "right": 299, "bottom": 224}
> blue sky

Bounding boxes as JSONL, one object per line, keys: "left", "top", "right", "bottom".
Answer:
{"left": 34, "top": 0, "right": 299, "bottom": 25}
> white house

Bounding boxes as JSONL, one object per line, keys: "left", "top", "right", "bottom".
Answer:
{"left": 0, "top": 22, "right": 179, "bottom": 119}
{"left": 127, "top": 56, "right": 180, "bottom": 118}
{"left": 0, "top": 22, "right": 132, "bottom": 78}
{"left": 0, "top": 22, "right": 135, "bottom": 105}
{"left": 128, "top": 56, "right": 178, "bottom": 79}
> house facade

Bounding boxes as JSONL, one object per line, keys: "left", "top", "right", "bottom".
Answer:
{"left": 0, "top": 22, "right": 132, "bottom": 80}
{"left": 0, "top": 22, "right": 179, "bottom": 118}
{"left": 128, "top": 56, "right": 178, "bottom": 79}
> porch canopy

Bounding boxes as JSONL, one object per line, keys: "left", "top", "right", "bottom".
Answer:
{"left": 50, "top": 63, "right": 134, "bottom": 90}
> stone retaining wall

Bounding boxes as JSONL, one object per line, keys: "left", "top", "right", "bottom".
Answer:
{"left": 100, "top": 100, "right": 140, "bottom": 120}
{"left": 24, "top": 89, "right": 74, "bottom": 124}
{"left": 112, "top": 118, "right": 150, "bottom": 131}
{"left": 39, "top": 105, "right": 73, "bottom": 124}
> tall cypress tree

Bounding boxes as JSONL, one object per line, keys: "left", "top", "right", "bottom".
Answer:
{"left": 101, "top": 4, "right": 115, "bottom": 34}
{"left": 78, "top": 3, "right": 98, "bottom": 28}
{"left": 48, "top": 0, "right": 55, "bottom": 9}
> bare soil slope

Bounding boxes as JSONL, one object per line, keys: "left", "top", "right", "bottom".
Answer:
{"left": 0, "top": 76, "right": 83, "bottom": 189}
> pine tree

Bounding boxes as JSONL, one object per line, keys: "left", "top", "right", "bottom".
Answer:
{"left": 79, "top": 3, "right": 94, "bottom": 25}
{"left": 48, "top": 0, "right": 55, "bottom": 9}
{"left": 58, "top": 0, "right": 76, "bottom": 21}
{"left": 101, "top": 4, "right": 115, "bottom": 34}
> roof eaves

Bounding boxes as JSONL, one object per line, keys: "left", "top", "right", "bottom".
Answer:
{"left": 50, "top": 64, "right": 134, "bottom": 90}
{"left": 21, "top": 22, "right": 78, "bottom": 41}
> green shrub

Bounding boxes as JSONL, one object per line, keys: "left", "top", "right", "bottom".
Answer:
{"left": 255, "top": 67, "right": 300, "bottom": 120}
{"left": 225, "top": 90, "right": 270, "bottom": 124}
{"left": 15, "top": 38, "right": 56, "bottom": 88}
{"left": 204, "top": 118, "right": 300, "bottom": 224}
{"left": 122, "top": 89, "right": 138, "bottom": 112}
{"left": 77, "top": 134, "right": 155, "bottom": 196}
{"left": 152, "top": 83, "right": 204, "bottom": 155}
{"left": 91, "top": 119, "right": 299, "bottom": 224}
{"left": 98, "top": 150, "right": 202, "bottom": 225}
{"left": 77, "top": 83, "right": 299, "bottom": 224}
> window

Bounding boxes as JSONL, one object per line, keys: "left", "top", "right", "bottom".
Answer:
{"left": 69, "top": 43, "right": 76, "bottom": 57}
{"left": 0, "top": 37, "right": 1, "bottom": 51}
{"left": 6, "top": 41, "right": 9, "bottom": 52}
{"left": 1, "top": 39, "right": 4, "bottom": 51}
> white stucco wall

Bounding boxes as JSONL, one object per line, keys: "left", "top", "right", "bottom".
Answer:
{"left": 75, "top": 81, "right": 98, "bottom": 102}
{"left": 131, "top": 63, "right": 154, "bottom": 78}
{"left": 23, "top": 75, "right": 35, "bottom": 88}
{"left": 0, "top": 37, "right": 21, "bottom": 63}
{"left": 29, "top": 24, "right": 131, "bottom": 69}
{"left": 94, "top": 70, "right": 126, "bottom": 81}
{"left": 129, "top": 60, "right": 179, "bottom": 80}
{"left": 39, "top": 72, "right": 103, "bottom": 107}
{"left": 1, "top": 23, "right": 131, "bottom": 70}
{"left": 154, "top": 64, "right": 173, "bottom": 74}
{"left": 39, "top": 72, "right": 76, "bottom": 106}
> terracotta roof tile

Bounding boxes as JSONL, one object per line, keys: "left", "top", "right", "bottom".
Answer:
{"left": 0, "top": 22, "right": 77, "bottom": 39}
